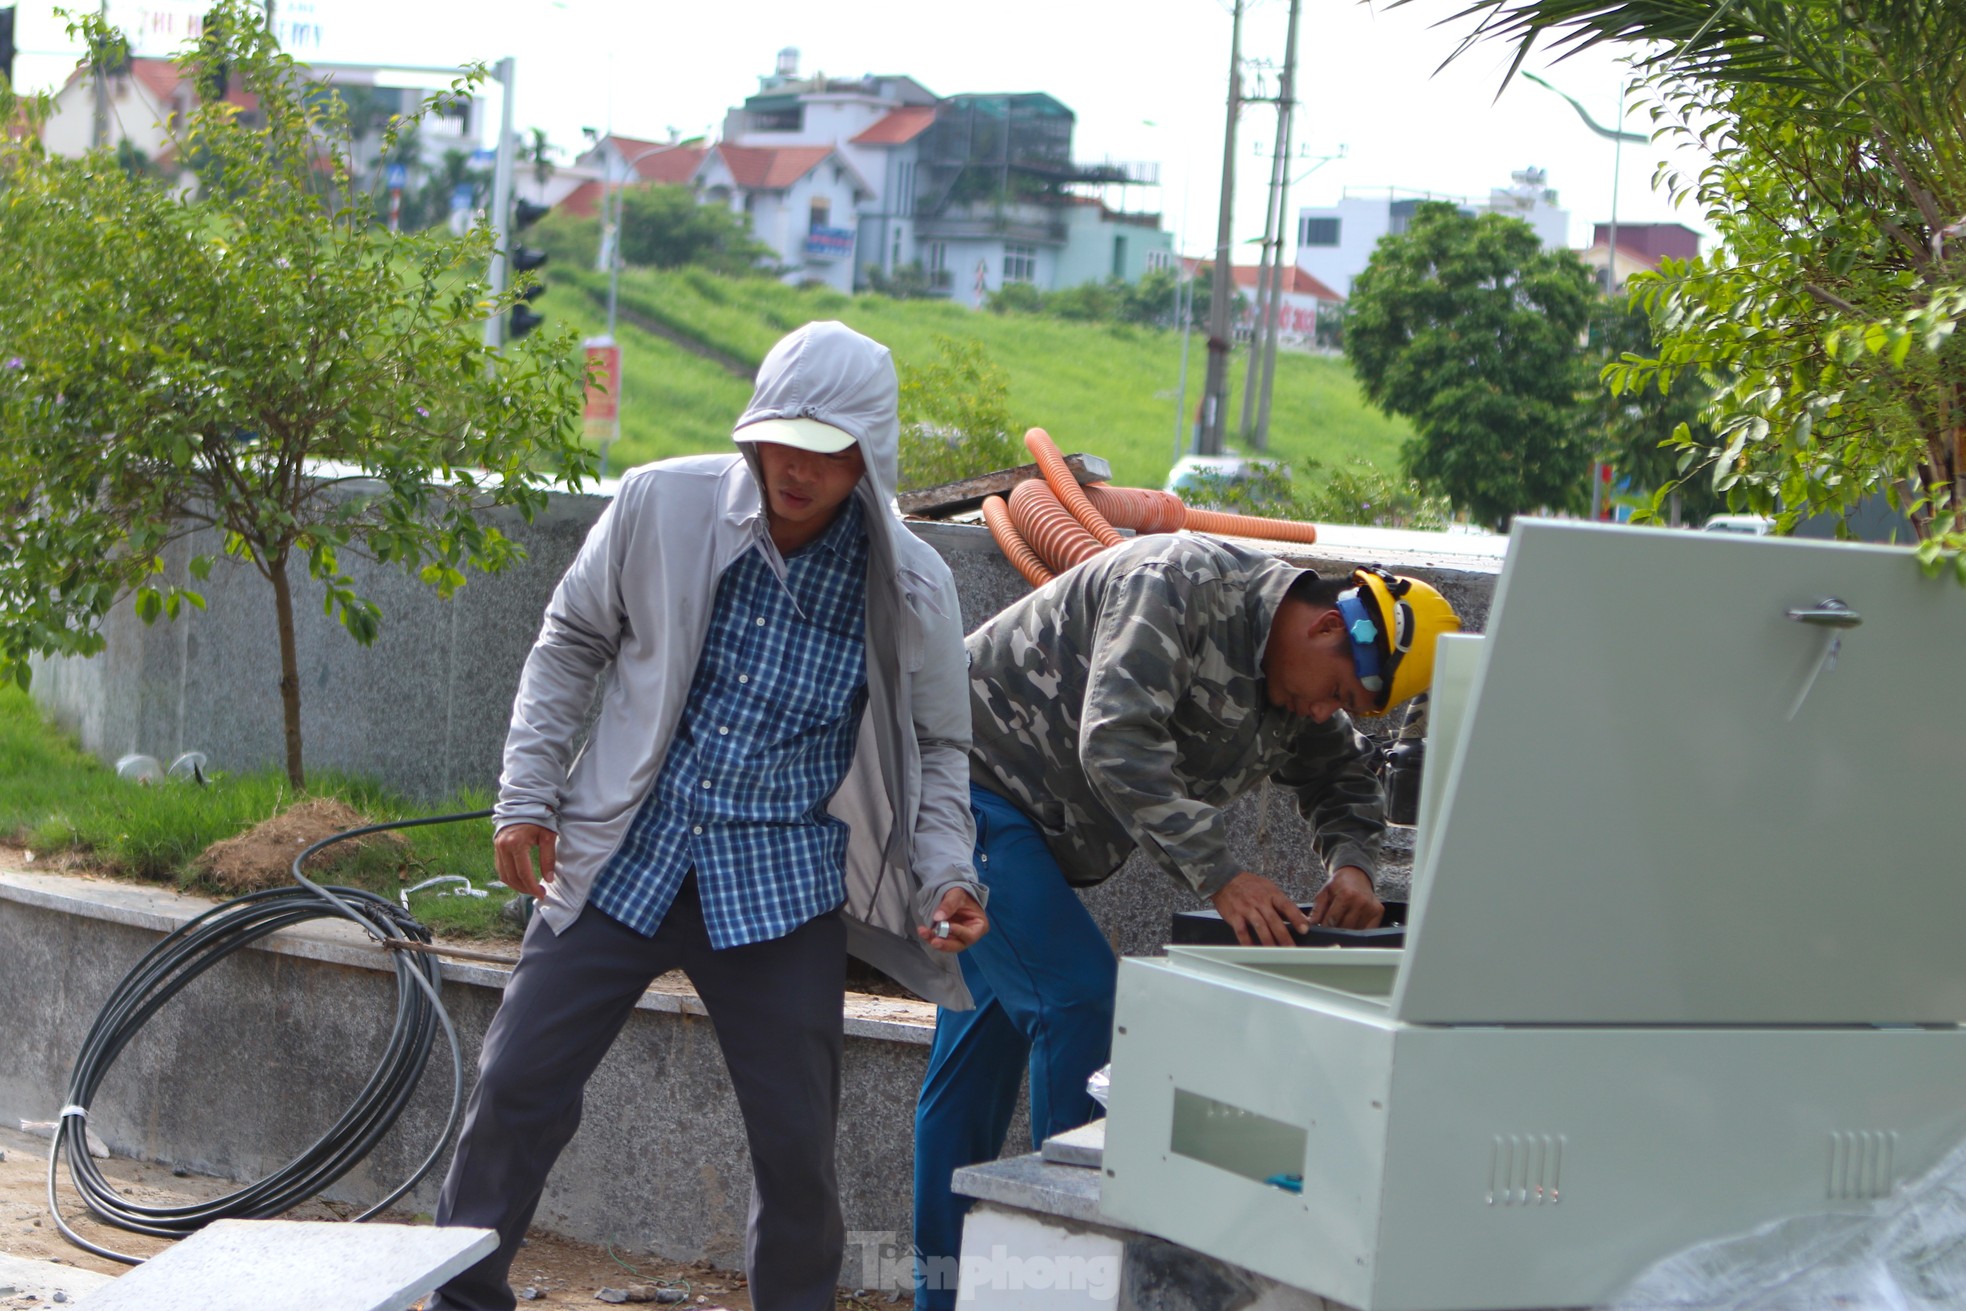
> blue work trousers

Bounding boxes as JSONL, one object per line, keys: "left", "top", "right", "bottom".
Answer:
{"left": 911, "top": 784, "right": 1118, "bottom": 1310}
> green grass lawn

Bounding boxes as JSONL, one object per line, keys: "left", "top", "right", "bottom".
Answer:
{"left": 0, "top": 687, "right": 516, "bottom": 939}
{"left": 544, "top": 267, "right": 1415, "bottom": 491}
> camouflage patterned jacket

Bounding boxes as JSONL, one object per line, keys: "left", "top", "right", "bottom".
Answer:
{"left": 967, "top": 534, "right": 1384, "bottom": 896}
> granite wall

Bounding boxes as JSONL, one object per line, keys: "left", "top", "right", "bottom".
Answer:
{"left": 29, "top": 490, "right": 1498, "bottom": 957}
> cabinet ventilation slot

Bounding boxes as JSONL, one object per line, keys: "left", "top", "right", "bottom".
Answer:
{"left": 1827, "top": 1131, "right": 1896, "bottom": 1200}
{"left": 1487, "top": 1134, "right": 1565, "bottom": 1207}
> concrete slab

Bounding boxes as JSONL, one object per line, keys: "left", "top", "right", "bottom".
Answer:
{"left": 0, "top": 1251, "right": 115, "bottom": 1303}
{"left": 1040, "top": 1119, "right": 1105, "bottom": 1169}
{"left": 70, "top": 1220, "right": 494, "bottom": 1311}
{"left": 952, "top": 1154, "right": 1105, "bottom": 1227}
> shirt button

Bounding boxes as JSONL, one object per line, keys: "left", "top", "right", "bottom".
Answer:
{"left": 692, "top": 825, "right": 704, "bottom": 835}
{"left": 701, "top": 779, "right": 712, "bottom": 789}
{"left": 756, "top": 616, "right": 767, "bottom": 626}
{"left": 719, "top": 726, "right": 730, "bottom": 736}
{"left": 738, "top": 674, "right": 750, "bottom": 684}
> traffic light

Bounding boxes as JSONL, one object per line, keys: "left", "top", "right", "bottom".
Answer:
{"left": 506, "top": 198, "right": 551, "bottom": 341}
{"left": 1, "top": 8, "right": 17, "bottom": 89}
{"left": 510, "top": 284, "right": 546, "bottom": 340}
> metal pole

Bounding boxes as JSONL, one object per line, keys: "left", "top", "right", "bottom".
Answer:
{"left": 90, "top": 0, "right": 108, "bottom": 150}
{"left": 1174, "top": 272, "right": 1194, "bottom": 463}
{"left": 606, "top": 152, "right": 622, "bottom": 340}
{"left": 1236, "top": 135, "right": 1275, "bottom": 447}
{"left": 1199, "top": 0, "right": 1243, "bottom": 457}
{"left": 484, "top": 56, "right": 516, "bottom": 350}
{"left": 1605, "top": 81, "right": 1624, "bottom": 293}
{"left": 1253, "top": 0, "right": 1304, "bottom": 450}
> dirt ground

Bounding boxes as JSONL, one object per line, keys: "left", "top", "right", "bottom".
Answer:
{"left": 0, "top": 1125, "right": 904, "bottom": 1308}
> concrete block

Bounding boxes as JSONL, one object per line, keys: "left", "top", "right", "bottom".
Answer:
{"left": 955, "top": 1205, "right": 1126, "bottom": 1308}
{"left": 1040, "top": 1119, "right": 1105, "bottom": 1169}
{"left": 70, "top": 1219, "right": 494, "bottom": 1311}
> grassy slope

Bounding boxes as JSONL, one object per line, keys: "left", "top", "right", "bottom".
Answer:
{"left": 0, "top": 687, "right": 511, "bottom": 938}
{"left": 542, "top": 267, "right": 1414, "bottom": 490}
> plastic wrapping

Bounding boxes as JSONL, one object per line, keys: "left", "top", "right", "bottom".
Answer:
{"left": 1086, "top": 1063, "right": 1111, "bottom": 1110}
{"left": 1608, "top": 1134, "right": 1966, "bottom": 1311}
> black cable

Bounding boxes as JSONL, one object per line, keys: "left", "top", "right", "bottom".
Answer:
{"left": 47, "top": 808, "right": 494, "bottom": 1263}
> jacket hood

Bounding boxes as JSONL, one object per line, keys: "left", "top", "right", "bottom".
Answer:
{"left": 735, "top": 321, "right": 901, "bottom": 495}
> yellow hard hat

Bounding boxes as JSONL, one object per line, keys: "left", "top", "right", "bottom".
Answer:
{"left": 1344, "top": 568, "right": 1461, "bottom": 713}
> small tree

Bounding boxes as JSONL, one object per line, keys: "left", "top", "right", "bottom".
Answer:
{"left": 0, "top": 1, "right": 593, "bottom": 788}
{"left": 896, "top": 337, "right": 1021, "bottom": 491}
{"left": 1404, "top": 0, "right": 1966, "bottom": 573}
{"left": 617, "top": 183, "right": 771, "bottom": 275}
{"left": 1585, "top": 298, "right": 1722, "bottom": 524}
{"left": 1344, "top": 201, "right": 1596, "bottom": 529}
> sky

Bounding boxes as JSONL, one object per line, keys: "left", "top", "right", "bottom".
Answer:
{"left": 11, "top": 0, "right": 1711, "bottom": 258}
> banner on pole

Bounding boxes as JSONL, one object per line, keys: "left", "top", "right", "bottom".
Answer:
{"left": 583, "top": 338, "right": 621, "bottom": 424}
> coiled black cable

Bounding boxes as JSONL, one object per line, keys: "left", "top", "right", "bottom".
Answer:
{"left": 47, "top": 809, "right": 494, "bottom": 1263}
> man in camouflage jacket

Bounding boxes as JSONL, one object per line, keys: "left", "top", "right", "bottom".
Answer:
{"left": 913, "top": 532, "right": 1451, "bottom": 1308}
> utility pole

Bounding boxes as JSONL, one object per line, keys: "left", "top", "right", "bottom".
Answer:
{"left": 1198, "top": 0, "right": 1244, "bottom": 457}
{"left": 1236, "top": 66, "right": 1278, "bottom": 449}
{"left": 484, "top": 56, "right": 516, "bottom": 350}
{"left": 1251, "top": 0, "right": 1303, "bottom": 451}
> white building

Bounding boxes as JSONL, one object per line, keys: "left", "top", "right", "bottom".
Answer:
{"left": 38, "top": 57, "right": 251, "bottom": 177}
{"left": 1479, "top": 167, "right": 1570, "bottom": 249}
{"left": 686, "top": 49, "right": 1170, "bottom": 299}
{"left": 1295, "top": 169, "right": 1572, "bottom": 297}
{"left": 693, "top": 143, "right": 875, "bottom": 294}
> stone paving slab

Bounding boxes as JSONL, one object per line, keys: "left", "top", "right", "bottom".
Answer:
{"left": 0, "top": 1252, "right": 114, "bottom": 1304}
{"left": 70, "top": 1219, "right": 493, "bottom": 1311}
{"left": 1039, "top": 1118, "right": 1106, "bottom": 1169}
{"left": 952, "top": 1153, "right": 1105, "bottom": 1227}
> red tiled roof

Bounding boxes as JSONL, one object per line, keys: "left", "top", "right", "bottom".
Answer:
{"left": 130, "top": 59, "right": 185, "bottom": 103}
{"left": 1585, "top": 241, "right": 1663, "bottom": 274}
{"left": 714, "top": 144, "right": 833, "bottom": 190}
{"left": 633, "top": 144, "right": 704, "bottom": 184}
{"left": 850, "top": 106, "right": 936, "bottom": 147}
{"left": 61, "top": 57, "right": 256, "bottom": 114}
{"left": 595, "top": 135, "right": 706, "bottom": 183}
{"left": 1285, "top": 267, "right": 1344, "bottom": 301}
{"left": 556, "top": 178, "right": 606, "bottom": 218}
{"left": 603, "top": 133, "right": 667, "bottom": 155}
{"left": 1229, "top": 263, "right": 1345, "bottom": 301}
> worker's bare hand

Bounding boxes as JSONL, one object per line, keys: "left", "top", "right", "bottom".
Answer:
{"left": 493, "top": 823, "right": 557, "bottom": 900}
{"left": 1310, "top": 865, "right": 1382, "bottom": 929}
{"left": 1209, "top": 872, "right": 1312, "bottom": 947}
{"left": 918, "top": 887, "right": 989, "bottom": 953}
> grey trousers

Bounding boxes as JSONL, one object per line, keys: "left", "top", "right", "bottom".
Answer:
{"left": 429, "top": 875, "right": 847, "bottom": 1311}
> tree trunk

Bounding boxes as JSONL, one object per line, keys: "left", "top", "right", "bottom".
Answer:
{"left": 267, "top": 553, "right": 306, "bottom": 791}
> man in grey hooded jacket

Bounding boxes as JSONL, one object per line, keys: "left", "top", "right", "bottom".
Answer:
{"left": 427, "top": 322, "right": 988, "bottom": 1311}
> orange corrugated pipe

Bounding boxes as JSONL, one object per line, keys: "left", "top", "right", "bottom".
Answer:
{"left": 983, "top": 427, "right": 1320, "bottom": 588}
{"left": 1008, "top": 478, "right": 1107, "bottom": 573}
{"left": 983, "top": 493, "right": 1054, "bottom": 587}
{"left": 1081, "top": 483, "right": 1187, "bottom": 534}
{"left": 1023, "top": 429, "right": 1126, "bottom": 548}
{"left": 1182, "top": 507, "right": 1320, "bottom": 544}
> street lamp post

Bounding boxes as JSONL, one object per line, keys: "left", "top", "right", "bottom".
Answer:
{"left": 601, "top": 141, "right": 690, "bottom": 342}
{"left": 583, "top": 139, "right": 693, "bottom": 474}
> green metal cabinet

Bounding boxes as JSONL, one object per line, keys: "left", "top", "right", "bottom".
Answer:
{"left": 1100, "top": 520, "right": 1966, "bottom": 1311}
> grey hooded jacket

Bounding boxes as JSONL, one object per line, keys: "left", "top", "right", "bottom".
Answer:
{"left": 493, "top": 322, "right": 983, "bottom": 1008}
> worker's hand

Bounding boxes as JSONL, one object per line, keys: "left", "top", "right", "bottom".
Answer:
{"left": 1310, "top": 865, "right": 1382, "bottom": 929}
{"left": 1209, "top": 872, "right": 1312, "bottom": 947}
{"left": 493, "top": 823, "right": 557, "bottom": 900}
{"left": 918, "top": 887, "right": 989, "bottom": 953}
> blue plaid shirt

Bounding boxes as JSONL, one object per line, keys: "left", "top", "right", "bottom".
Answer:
{"left": 589, "top": 495, "right": 870, "bottom": 948}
